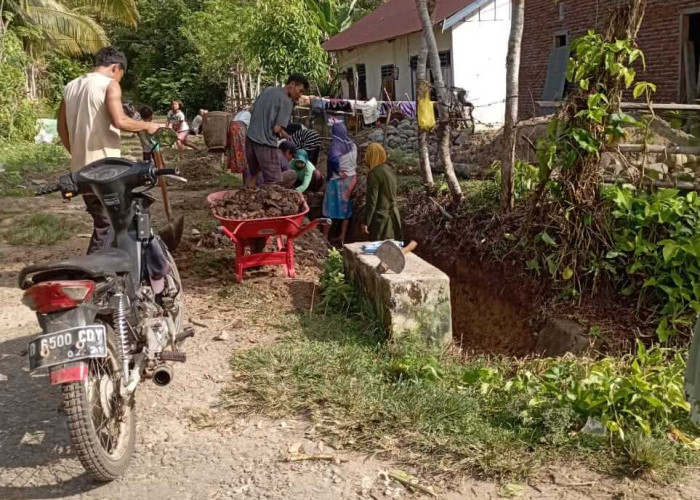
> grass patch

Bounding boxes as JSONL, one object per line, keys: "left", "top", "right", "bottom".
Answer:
{"left": 0, "top": 142, "right": 70, "bottom": 196}
{"left": 220, "top": 172, "right": 243, "bottom": 189}
{"left": 221, "top": 254, "right": 700, "bottom": 481}
{"left": 223, "top": 314, "right": 700, "bottom": 480}
{"left": 5, "top": 214, "right": 80, "bottom": 245}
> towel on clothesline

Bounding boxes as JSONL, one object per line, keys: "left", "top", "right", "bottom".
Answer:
{"left": 355, "top": 98, "right": 379, "bottom": 125}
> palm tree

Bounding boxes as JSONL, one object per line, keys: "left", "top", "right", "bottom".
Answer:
{"left": 3, "top": 0, "right": 138, "bottom": 54}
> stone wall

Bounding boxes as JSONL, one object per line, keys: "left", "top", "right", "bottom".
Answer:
{"left": 343, "top": 243, "right": 452, "bottom": 345}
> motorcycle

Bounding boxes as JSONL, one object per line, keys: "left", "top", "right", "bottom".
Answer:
{"left": 19, "top": 128, "right": 193, "bottom": 481}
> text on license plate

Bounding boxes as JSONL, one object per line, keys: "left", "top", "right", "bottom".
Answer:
{"left": 29, "top": 325, "right": 107, "bottom": 371}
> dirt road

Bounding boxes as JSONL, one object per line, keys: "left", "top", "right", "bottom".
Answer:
{"left": 1, "top": 152, "right": 699, "bottom": 499}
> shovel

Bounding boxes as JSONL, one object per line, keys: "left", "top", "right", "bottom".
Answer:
{"left": 152, "top": 149, "right": 184, "bottom": 252}
{"left": 376, "top": 240, "right": 418, "bottom": 274}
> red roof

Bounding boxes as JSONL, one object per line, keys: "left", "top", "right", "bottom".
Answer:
{"left": 324, "top": 0, "right": 477, "bottom": 52}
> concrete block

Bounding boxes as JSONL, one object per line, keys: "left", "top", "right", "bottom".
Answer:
{"left": 343, "top": 243, "right": 452, "bottom": 345}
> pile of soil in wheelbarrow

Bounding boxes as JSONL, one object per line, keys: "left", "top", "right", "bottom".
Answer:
{"left": 212, "top": 185, "right": 304, "bottom": 219}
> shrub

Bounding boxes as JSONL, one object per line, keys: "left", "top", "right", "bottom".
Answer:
{"left": 606, "top": 186, "right": 700, "bottom": 340}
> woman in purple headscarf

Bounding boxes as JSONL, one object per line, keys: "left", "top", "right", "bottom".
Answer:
{"left": 322, "top": 122, "right": 357, "bottom": 244}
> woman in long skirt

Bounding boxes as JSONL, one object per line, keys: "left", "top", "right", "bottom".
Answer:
{"left": 322, "top": 122, "right": 357, "bottom": 244}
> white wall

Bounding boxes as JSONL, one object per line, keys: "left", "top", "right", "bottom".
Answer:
{"left": 337, "top": 30, "right": 453, "bottom": 101}
{"left": 450, "top": 0, "right": 511, "bottom": 127}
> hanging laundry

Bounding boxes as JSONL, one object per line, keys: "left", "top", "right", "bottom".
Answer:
{"left": 355, "top": 98, "right": 380, "bottom": 125}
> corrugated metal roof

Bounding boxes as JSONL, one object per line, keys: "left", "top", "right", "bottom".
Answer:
{"left": 324, "top": 0, "right": 479, "bottom": 52}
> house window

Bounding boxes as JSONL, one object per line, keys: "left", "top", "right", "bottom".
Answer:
{"left": 681, "top": 12, "right": 700, "bottom": 103}
{"left": 409, "top": 50, "right": 452, "bottom": 100}
{"left": 381, "top": 64, "right": 396, "bottom": 100}
{"left": 346, "top": 67, "right": 356, "bottom": 100}
{"left": 554, "top": 32, "right": 568, "bottom": 48}
{"left": 356, "top": 64, "right": 367, "bottom": 100}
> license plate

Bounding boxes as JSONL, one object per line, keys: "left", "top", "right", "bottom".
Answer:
{"left": 29, "top": 325, "right": 107, "bottom": 371}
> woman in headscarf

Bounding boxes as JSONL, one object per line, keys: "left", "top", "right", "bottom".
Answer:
{"left": 226, "top": 108, "right": 251, "bottom": 175}
{"left": 285, "top": 123, "right": 321, "bottom": 168}
{"left": 283, "top": 149, "right": 324, "bottom": 193}
{"left": 322, "top": 122, "right": 357, "bottom": 244}
{"left": 362, "top": 143, "right": 402, "bottom": 241}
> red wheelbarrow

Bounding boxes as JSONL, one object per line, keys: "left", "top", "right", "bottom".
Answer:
{"left": 207, "top": 191, "right": 327, "bottom": 283}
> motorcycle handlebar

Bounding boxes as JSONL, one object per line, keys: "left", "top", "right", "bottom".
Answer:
{"left": 34, "top": 183, "right": 61, "bottom": 197}
{"left": 155, "top": 168, "right": 178, "bottom": 176}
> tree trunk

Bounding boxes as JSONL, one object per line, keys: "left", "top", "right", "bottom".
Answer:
{"left": 416, "top": 34, "right": 434, "bottom": 188}
{"left": 414, "top": 0, "right": 462, "bottom": 202}
{"left": 501, "top": 0, "right": 525, "bottom": 211}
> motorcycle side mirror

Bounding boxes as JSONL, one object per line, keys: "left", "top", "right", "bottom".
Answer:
{"left": 152, "top": 128, "right": 177, "bottom": 148}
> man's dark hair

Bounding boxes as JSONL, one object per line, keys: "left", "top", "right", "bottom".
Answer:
{"left": 279, "top": 140, "right": 297, "bottom": 155}
{"left": 94, "top": 46, "right": 127, "bottom": 72}
{"left": 286, "top": 73, "right": 309, "bottom": 91}
{"left": 139, "top": 105, "right": 154, "bottom": 120}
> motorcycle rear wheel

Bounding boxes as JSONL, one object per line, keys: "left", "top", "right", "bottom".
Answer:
{"left": 62, "top": 326, "right": 135, "bottom": 482}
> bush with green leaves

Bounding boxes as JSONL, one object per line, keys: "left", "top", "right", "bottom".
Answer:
{"left": 605, "top": 186, "right": 700, "bottom": 340}
{"left": 0, "top": 31, "right": 38, "bottom": 142}
{"left": 464, "top": 341, "right": 689, "bottom": 439}
{"left": 319, "top": 248, "right": 355, "bottom": 313}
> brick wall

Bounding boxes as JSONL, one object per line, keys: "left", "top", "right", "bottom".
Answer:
{"left": 519, "top": 0, "right": 700, "bottom": 119}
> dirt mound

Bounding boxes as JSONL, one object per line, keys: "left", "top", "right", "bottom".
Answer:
{"left": 212, "top": 185, "right": 303, "bottom": 219}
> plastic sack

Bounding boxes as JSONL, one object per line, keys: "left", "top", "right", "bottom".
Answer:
{"left": 417, "top": 92, "right": 435, "bottom": 131}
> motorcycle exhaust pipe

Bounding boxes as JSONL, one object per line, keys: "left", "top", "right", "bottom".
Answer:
{"left": 152, "top": 365, "right": 174, "bottom": 387}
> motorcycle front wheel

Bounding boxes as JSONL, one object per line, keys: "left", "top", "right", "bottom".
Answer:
{"left": 62, "top": 324, "right": 136, "bottom": 482}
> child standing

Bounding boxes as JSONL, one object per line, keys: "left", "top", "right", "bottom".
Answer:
{"left": 166, "top": 100, "right": 197, "bottom": 157}
{"left": 139, "top": 105, "right": 154, "bottom": 162}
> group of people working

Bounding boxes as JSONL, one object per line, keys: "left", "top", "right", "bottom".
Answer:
{"left": 225, "top": 74, "right": 401, "bottom": 243}
{"left": 57, "top": 45, "right": 400, "bottom": 250}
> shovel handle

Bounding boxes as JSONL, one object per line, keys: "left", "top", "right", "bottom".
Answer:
{"left": 402, "top": 240, "right": 418, "bottom": 255}
{"left": 153, "top": 151, "right": 174, "bottom": 223}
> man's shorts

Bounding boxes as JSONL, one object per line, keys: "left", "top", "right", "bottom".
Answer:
{"left": 245, "top": 137, "right": 281, "bottom": 183}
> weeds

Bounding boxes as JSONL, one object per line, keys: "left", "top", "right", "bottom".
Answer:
{"left": 5, "top": 214, "right": 80, "bottom": 246}
{"left": 222, "top": 253, "right": 700, "bottom": 480}
{"left": 0, "top": 142, "right": 70, "bottom": 196}
{"left": 606, "top": 187, "right": 700, "bottom": 340}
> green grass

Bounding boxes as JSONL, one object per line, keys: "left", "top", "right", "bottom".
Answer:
{"left": 221, "top": 281, "right": 700, "bottom": 481}
{"left": 0, "top": 141, "right": 70, "bottom": 196}
{"left": 5, "top": 214, "right": 80, "bottom": 246}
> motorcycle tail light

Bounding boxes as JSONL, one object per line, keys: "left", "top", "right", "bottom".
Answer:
{"left": 22, "top": 281, "right": 96, "bottom": 314}
{"left": 50, "top": 363, "right": 88, "bottom": 385}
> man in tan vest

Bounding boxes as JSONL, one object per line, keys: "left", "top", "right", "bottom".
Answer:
{"left": 57, "top": 46, "right": 160, "bottom": 254}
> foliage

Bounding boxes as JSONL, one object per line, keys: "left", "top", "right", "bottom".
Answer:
{"left": 319, "top": 248, "right": 355, "bottom": 313}
{"left": 525, "top": 25, "right": 655, "bottom": 291}
{"left": 304, "top": 0, "right": 358, "bottom": 38}
{"left": 223, "top": 302, "right": 698, "bottom": 479}
{"left": 181, "top": 0, "right": 258, "bottom": 83}
{"left": 245, "top": 0, "right": 328, "bottom": 83}
{"left": 43, "top": 52, "right": 90, "bottom": 107}
{"left": 480, "top": 341, "right": 689, "bottom": 439}
{"left": 606, "top": 187, "right": 700, "bottom": 340}
{"left": 0, "top": 141, "right": 70, "bottom": 196}
{"left": 109, "top": 0, "right": 224, "bottom": 114}
{"left": 5, "top": 0, "right": 138, "bottom": 54}
{"left": 0, "top": 31, "right": 38, "bottom": 142}
{"left": 5, "top": 214, "right": 80, "bottom": 245}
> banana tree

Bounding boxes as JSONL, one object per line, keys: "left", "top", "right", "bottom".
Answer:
{"left": 304, "top": 0, "right": 357, "bottom": 38}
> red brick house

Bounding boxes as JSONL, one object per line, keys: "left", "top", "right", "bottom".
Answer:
{"left": 519, "top": 0, "right": 700, "bottom": 119}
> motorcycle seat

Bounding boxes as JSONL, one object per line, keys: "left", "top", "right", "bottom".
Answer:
{"left": 19, "top": 249, "right": 133, "bottom": 289}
